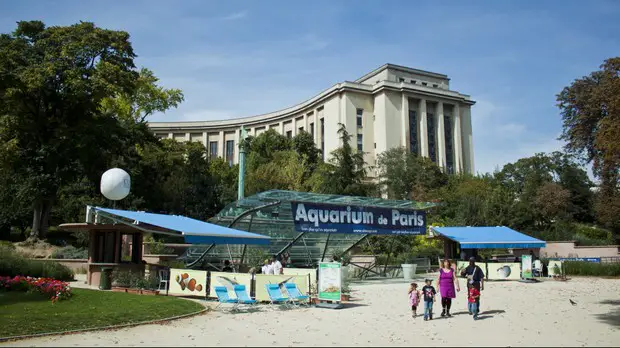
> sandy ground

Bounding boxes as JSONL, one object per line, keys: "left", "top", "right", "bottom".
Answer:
{"left": 3, "top": 276, "right": 619, "bottom": 347}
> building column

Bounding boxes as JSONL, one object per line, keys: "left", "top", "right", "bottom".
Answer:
{"left": 185, "top": 133, "right": 191, "bottom": 142}
{"left": 218, "top": 131, "right": 225, "bottom": 158}
{"left": 419, "top": 99, "right": 428, "bottom": 157}
{"left": 202, "top": 131, "right": 208, "bottom": 148}
{"left": 168, "top": 132, "right": 173, "bottom": 139}
{"left": 452, "top": 104, "right": 463, "bottom": 173}
{"left": 436, "top": 102, "right": 446, "bottom": 169}
{"left": 279, "top": 121, "right": 284, "bottom": 135}
{"left": 303, "top": 114, "right": 308, "bottom": 134}
{"left": 401, "top": 94, "right": 409, "bottom": 149}
{"left": 461, "top": 105, "right": 475, "bottom": 174}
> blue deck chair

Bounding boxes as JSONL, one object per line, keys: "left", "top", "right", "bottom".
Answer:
{"left": 214, "top": 286, "right": 238, "bottom": 311}
{"left": 284, "top": 283, "right": 310, "bottom": 306}
{"left": 265, "top": 284, "right": 290, "bottom": 308}
{"left": 233, "top": 285, "right": 257, "bottom": 310}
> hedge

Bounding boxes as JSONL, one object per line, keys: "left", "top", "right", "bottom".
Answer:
{"left": 0, "top": 246, "right": 74, "bottom": 281}
{"left": 563, "top": 261, "right": 620, "bottom": 277}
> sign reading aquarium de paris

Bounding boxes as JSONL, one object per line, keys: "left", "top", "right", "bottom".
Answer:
{"left": 291, "top": 202, "right": 426, "bottom": 235}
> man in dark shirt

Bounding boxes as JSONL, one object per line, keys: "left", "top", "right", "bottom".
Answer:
{"left": 460, "top": 257, "right": 484, "bottom": 314}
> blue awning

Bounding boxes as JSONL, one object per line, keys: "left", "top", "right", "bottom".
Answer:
{"left": 93, "top": 207, "right": 270, "bottom": 245}
{"left": 431, "top": 226, "right": 546, "bottom": 249}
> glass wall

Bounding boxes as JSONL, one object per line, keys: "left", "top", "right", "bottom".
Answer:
{"left": 180, "top": 190, "right": 440, "bottom": 269}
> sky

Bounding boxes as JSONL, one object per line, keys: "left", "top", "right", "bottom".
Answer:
{"left": 2, "top": 0, "right": 619, "bottom": 175}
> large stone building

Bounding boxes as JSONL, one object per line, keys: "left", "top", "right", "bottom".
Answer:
{"left": 148, "top": 63, "right": 475, "bottom": 175}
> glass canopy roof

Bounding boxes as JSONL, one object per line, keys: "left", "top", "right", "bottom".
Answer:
{"left": 183, "top": 190, "right": 440, "bottom": 270}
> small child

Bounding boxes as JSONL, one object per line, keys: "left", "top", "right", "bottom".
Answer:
{"left": 421, "top": 279, "right": 437, "bottom": 321}
{"left": 468, "top": 286, "right": 481, "bottom": 320}
{"left": 408, "top": 282, "right": 421, "bottom": 318}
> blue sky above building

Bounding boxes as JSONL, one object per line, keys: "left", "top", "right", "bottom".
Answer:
{"left": 2, "top": 0, "right": 618, "bottom": 175}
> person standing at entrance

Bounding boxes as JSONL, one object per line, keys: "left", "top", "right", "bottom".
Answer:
{"left": 437, "top": 259, "right": 460, "bottom": 317}
{"left": 272, "top": 255, "right": 283, "bottom": 275}
{"left": 460, "top": 256, "right": 484, "bottom": 314}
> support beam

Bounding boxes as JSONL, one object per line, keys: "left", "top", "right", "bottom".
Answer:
{"left": 321, "top": 233, "right": 332, "bottom": 262}
{"left": 277, "top": 232, "right": 305, "bottom": 256}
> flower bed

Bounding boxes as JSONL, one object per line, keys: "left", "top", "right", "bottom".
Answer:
{"left": 0, "top": 275, "right": 72, "bottom": 303}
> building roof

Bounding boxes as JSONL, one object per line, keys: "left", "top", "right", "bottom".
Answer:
{"left": 355, "top": 63, "right": 450, "bottom": 83}
{"left": 93, "top": 207, "right": 271, "bottom": 245}
{"left": 431, "top": 226, "right": 546, "bottom": 249}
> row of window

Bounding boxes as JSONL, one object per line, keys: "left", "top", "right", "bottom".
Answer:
{"left": 408, "top": 111, "right": 456, "bottom": 174}
{"left": 209, "top": 140, "right": 236, "bottom": 166}
{"left": 398, "top": 77, "right": 439, "bottom": 88}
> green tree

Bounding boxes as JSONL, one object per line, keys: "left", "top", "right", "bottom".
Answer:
{"left": 495, "top": 152, "right": 594, "bottom": 230}
{"left": 292, "top": 130, "right": 322, "bottom": 171}
{"left": 0, "top": 21, "right": 144, "bottom": 239}
{"left": 246, "top": 129, "right": 291, "bottom": 169}
{"left": 0, "top": 21, "right": 185, "bottom": 239}
{"left": 557, "top": 57, "right": 620, "bottom": 237}
{"left": 160, "top": 141, "right": 218, "bottom": 221}
{"left": 99, "top": 68, "right": 183, "bottom": 123}
{"left": 246, "top": 150, "right": 307, "bottom": 195}
{"left": 311, "top": 123, "right": 373, "bottom": 196}
{"left": 209, "top": 157, "right": 239, "bottom": 209}
{"left": 377, "top": 147, "right": 447, "bottom": 200}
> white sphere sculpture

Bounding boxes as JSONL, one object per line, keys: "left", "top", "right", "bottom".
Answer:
{"left": 100, "top": 168, "right": 131, "bottom": 201}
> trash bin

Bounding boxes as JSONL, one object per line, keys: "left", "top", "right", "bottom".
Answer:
{"left": 401, "top": 264, "right": 417, "bottom": 281}
{"left": 99, "top": 267, "right": 113, "bottom": 290}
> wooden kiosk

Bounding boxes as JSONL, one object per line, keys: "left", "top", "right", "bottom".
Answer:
{"left": 59, "top": 223, "right": 147, "bottom": 287}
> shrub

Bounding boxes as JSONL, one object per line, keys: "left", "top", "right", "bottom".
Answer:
{"left": 0, "top": 246, "right": 74, "bottom": 281}
{"left": 51, "top": 246, "right": 88, "bottom": 259}
{"left": 0, "top": 276, "right": 72, "bottom": 303}
{"left": 160, "top": 259, "right": 186, "bottom": 269}
{"left": 0, "top": 240, "right": 15, "bottom": 250}
{"left": 111, "top": 270, "right": 159, "bottom": 290}
{"left": 563, "top": 261, "right": 620, "bottom": 277}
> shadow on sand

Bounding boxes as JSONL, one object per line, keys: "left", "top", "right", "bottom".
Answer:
{"left": 476, "top": 309, "right": 506, "bottom": 320}
{"left": 596, "top": 300, "right": 620, "bottom": 327}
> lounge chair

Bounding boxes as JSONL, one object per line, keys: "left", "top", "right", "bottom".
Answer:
{"left": 284, "top": 283, "right": 310, "bottom": 306}
{"left": 265, "top": 284, "right": 290, "bottom": 308}
{"left": 233, "top": 284, "right": 257, "bottom": 310}
{"left": 214, "top": 286, "right": 238, "bottom": 311}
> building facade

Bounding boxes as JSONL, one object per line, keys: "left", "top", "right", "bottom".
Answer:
{"left": 148, "top": 63, "right": 475, "bottom": 175}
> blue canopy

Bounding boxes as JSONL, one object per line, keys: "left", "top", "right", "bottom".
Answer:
{"left": 93, "top": 207, "right": 270, "bottom": 245}
{"left": 431, "top": 226, "right": 546, "bottom": 249}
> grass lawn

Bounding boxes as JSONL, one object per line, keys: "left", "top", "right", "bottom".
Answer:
{"left": 0, "top": 288, "right": 205, "bottom": 338}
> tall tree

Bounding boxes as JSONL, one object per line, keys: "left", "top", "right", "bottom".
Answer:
{"left": 0, "top": 21, "right": 149, "bottom": 239}
{"left": 310, "top": 123, "right": 373, "bottom": 196}
{"left": 495, "top": 152, "right": 594, "bottom": 230}
{"left": 557, "top": 58, "right": 620, "bottom": 237}
{"left": 377, "top": 147, "right": 447, "bottom": 200}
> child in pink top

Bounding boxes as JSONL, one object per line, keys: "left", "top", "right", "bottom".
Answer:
{"left": 408, "top": 282, "right": 421, "bottom": 318}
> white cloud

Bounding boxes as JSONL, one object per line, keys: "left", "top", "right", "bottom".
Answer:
{"left": 220, "top": 11, "right": 247, "bottom": 21}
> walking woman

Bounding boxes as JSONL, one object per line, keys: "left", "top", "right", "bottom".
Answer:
{"left": 437, "top": 259, "right": 460, "bottom": 317}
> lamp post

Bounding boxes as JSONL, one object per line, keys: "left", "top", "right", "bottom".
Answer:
{"left": 238, "top": 126, "right": 249, "bottom": 201}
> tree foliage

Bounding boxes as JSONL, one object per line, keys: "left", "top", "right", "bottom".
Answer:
{"left": 311, "top": 123, "right": 374, "bottom": 196}
{"left": 557, "top": 57, "right": 620, "bottom": 237}
{"left": 0, "top": 21, "right": 183, "bottom": 239}
{"left": 377, "top": 147, "right": 447, "bottom": 200}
